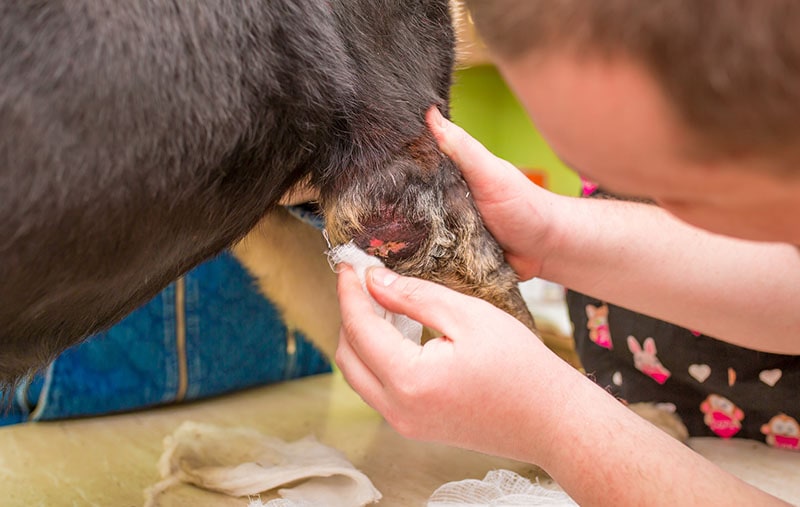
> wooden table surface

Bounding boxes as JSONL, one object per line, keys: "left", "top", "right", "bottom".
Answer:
{"left": 0, "top": 372, "right": 798, "bottom": 506}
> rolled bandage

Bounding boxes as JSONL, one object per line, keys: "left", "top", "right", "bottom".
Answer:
{"left": 326, "top": 240, "right": 423, "bottom": 344}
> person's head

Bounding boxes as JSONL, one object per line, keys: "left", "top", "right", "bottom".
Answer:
{"left": 465, "top": 0, "right": 800, "bottom": 243}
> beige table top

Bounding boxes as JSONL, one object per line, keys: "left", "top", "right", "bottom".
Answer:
{"left": 0, "top": 372, "right": 798, "bottom": 506}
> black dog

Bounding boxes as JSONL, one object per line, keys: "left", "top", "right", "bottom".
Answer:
{"left": 0, "top": 1, "right": 534, "bottom": 385}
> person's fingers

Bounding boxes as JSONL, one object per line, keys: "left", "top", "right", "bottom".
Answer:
{"left": 336, "top": 264, "right": 419, "bottom": 381}
{"left": 365, "top": 266, "right": 481, "bottom": 339}
{"left": 426, "top": 107, "right": 530, "bottom": 201}
{"left": 334, "top": 326, "right": 385, "bottom": 411}
{"left": 337, "top": 264, "right": 382, "bottom": 324}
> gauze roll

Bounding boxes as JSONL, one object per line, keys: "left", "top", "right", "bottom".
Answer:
{"left": 427, "top": 469, "right": 578, "bottom": 506}
{"left": 327, "top": 241, "right": 423, "bottom": 345}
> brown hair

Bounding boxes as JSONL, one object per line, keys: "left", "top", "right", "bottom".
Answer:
{"left": 465, "top": 0, "right": 800, "bottom": 167}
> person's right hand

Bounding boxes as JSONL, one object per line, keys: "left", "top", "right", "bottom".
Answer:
{"left": 427, "top": 107, "right": 562, "bottom": 280}
{"left": 334, "top": 262, "right": 578, "bottom": 464}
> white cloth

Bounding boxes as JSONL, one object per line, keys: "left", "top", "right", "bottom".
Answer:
{"left": 248, "top": 499, "right": 314, "bottom": 507}
{"left": 427, "top": 469, "right": 577, "bottom": 506}
{"left": 144, "top": 421, "right": 381, "bottom": 507}
{"left": 326, "top": 241, "right": 423, "bottom": 344}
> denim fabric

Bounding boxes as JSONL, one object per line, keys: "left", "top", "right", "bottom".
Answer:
{"left": 1, "top": 250, "right": 330, "bottom": 425}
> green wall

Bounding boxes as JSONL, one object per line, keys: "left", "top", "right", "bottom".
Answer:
{"left": 450, "top": 65, "right": 580, "bottom": 197}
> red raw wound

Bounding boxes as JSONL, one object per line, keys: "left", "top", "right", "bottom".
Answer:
{"left": 353, "top": 214, "right": 429, "bottom": 264}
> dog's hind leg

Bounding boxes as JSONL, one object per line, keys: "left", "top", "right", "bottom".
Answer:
{"left": 232, "top": 207, "right": 340, "bottom": 360}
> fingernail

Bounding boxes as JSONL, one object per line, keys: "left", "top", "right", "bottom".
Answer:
{"left": 370, "top": 267, "right": 398, "bottom": 287}
{"left": 431, "top": 107, "right": 446, "bottom": 129}
{"left": 428, "top": 108, "right": 453, "bottom": 155}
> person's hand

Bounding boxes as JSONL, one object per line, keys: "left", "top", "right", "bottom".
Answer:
{"left": 335, "top": 262, "right": 576, "bottom": 461}
{"left": 427, "top": 107, "right": 562, "bottom": 280}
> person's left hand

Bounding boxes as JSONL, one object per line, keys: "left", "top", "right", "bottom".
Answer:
{"left": 335, "top": 263, "right": 573, "bottom": 462}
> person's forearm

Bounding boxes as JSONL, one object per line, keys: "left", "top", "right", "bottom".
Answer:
{"left": 524, "top": 362, "right": 789, "bottom": 506}
{"left": 540, "top": 196, "right": 800, "bottom": 353}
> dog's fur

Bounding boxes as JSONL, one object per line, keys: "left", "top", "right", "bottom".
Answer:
{"left": 232, "top": 207, "right": 340, "bottom": 359}
{"left": 0, "top": 1, "right": 534, "bottom": 386}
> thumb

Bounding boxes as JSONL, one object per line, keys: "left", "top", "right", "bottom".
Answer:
{"left": 366, "top": 266, "right": 478, "bottom": 337}
{"left": 426, "top": 107, "right": 530, "bottom": 202}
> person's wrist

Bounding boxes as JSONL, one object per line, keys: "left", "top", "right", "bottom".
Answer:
{"left": 530, "top": 359, "right": 598, "bottom": 470}
{"left": 517, "top": 187, "right": 570, "bottom": 281}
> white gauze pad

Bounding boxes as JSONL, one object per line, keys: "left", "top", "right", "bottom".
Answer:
{"left": 327, "top": 241, "right": 423, "bottom": 345}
